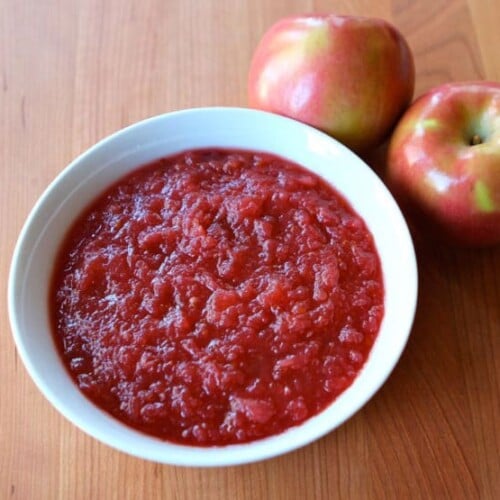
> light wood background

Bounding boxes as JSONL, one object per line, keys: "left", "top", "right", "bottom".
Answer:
{"left": 1, "top": 1, "right": 499, "bottom": 499}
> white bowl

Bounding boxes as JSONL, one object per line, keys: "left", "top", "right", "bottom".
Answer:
{"left": 8, "top": 107, "right": 417, "bottom": 466}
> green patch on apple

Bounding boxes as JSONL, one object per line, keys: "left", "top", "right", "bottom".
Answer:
{"left": 474, "top": 180, "right": 495, "bottom": 212}
{"left": 418, "top": 118, "right": 441, "bottom": 132}
{"left": 303, "top": 23, "right": 331, "bottom": 56}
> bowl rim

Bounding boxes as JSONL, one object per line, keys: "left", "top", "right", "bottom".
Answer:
{"left": 8, "top": 106, "right": 418, "bottom": 466}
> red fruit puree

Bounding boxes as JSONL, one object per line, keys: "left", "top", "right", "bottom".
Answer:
{"left": 51, "top": 149, "right": 384, "bottom": 445}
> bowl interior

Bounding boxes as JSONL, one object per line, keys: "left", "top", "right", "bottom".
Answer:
{"left": 8, "top": 107, "right": 417, "bottom": 466}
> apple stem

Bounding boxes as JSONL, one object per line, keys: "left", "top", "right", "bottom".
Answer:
{"left": 470, "top": 134, "right": 482, "bottom": 146}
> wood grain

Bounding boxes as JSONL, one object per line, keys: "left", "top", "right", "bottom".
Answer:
{"left": 1, "top": 1, "right": 498, "bottom": 499}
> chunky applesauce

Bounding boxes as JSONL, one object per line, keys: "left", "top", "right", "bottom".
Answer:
{"left": 51, "top": 149, "right": 384, "bottom": 445}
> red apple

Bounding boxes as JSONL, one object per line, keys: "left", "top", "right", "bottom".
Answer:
{"left": 387, "top": 81, "right": 500, "bottom": 246}
{"left": 248, "top": 14, "right": 415, "bottom": 151}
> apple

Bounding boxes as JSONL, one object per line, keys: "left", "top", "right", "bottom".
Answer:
{"left": 387, "top": 81, "right": 500, "bottom": 246}
{"left": 248, "top": 14, "right": 415, "bottom": 151}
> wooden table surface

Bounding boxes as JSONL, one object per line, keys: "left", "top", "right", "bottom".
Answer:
{"left": 1, "top": 1, "right": 499, "bottom": 498}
